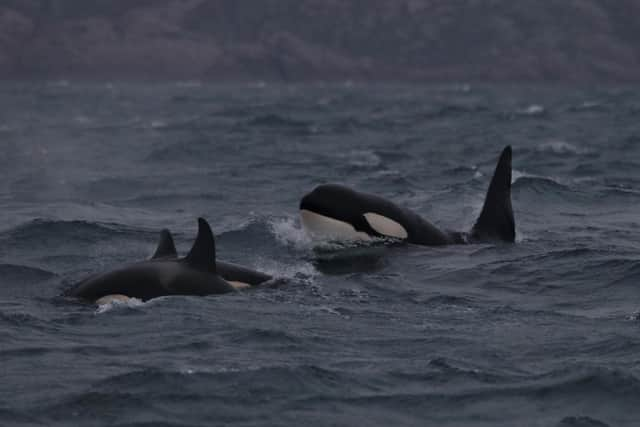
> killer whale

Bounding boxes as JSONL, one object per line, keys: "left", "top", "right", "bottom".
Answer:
{"left": 151, "top": 228, "right": 272, "bottom": 288}
{"left": 300, "top": 146, "right": 515, "bottom": 245}
{"left": 69, "top": 218, "right": 235, "bottom": 303}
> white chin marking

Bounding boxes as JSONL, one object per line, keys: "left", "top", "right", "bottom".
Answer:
{"left": 96, "top": 294, "right": 132, "bottom": 305}
{"left": 229, "top": 281, "right": 251, "bottom": 290}
{"left": 363, "top": 212, "right": 408, "bottom": 239}
{"left": 300, "top": 209, "right": 372, "bottom": 241}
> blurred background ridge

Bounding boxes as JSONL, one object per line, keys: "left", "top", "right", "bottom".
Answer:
{"left": 1, "top": 0, "right": 639, "bottom": 83}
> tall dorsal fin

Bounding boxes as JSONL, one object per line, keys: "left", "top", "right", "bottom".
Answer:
{"left": 471, "top": 146, "right": 516, "bottom": 242}
{"left": 151, "top": 229, "right": 178, "bottom": 259}
{"left": 184, "top": 218, "right": 217, "bottom": 272}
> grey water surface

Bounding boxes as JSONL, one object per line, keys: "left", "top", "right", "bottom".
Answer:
{"left": 1, "top": 82, "right": 640, "bottom": 427}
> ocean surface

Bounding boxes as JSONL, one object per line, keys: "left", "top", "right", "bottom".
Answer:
{"left": 1, "top": 82, "right": 640, "bottom": 427}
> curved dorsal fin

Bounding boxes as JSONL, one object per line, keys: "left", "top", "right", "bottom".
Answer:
{"left": 151, "top": 229, "right": 178, "bottom": 259}
{"left": 471, "top": 146, "right": 516, "bottom": 242}
{"left": 184, "top": 218, "right": 217, "bottom": 272}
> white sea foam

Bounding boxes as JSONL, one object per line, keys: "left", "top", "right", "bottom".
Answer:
{"left": 308, "top": 305, "right": 351, "bottom": 319}
{"left": 511, "top": 169, "right": 567, "bottom": 186}
{"left": 253, "top": 257, "right": 317, "bottom": 281}
{"left": 518, "top": 104, "right": 545, "bottom": 116}
{"left": 579, "top": 101, "right": 601, "bottom": 109}
{"left": 340, "top": 150, "right": 382, "bottom": 168}
{"left": 371, "top": 169, "right": 401, "bottom": 179}
{"left": 572, "top": 176, "right": 597, "bottom": 184}
{"left": 512, "top": 169, "right": 550, "bottom": 183}
{"left": 570, "top": 100, "right": 602, "bottom": 111}
{"left": 628, "top": 311, "right": 640, "bottom": 321}
{"left": 95, "top": 296, "right": 144, "bottom": 314}
{"left": 150, "top": 120, "right": 168, "bottom": 129}
{"left": 511, "top": 169, "right": 528, "bottom": 183}
{"left": 269, "top": 216, "right": 313, "bottom": 250}
{"left": 73, "top": 115, "right": 92, "bottom": 125}
{"left": 536, "top": 140, "right": 589, "bottom": 155}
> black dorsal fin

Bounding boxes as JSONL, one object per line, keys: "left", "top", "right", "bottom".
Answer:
{"left": 471, "top": 146, "right": 516, "bottom": 242}
{"left": 151, "top": 229, "right": 178, "bottom": 259}
{"left": 184, "top": 218, "right": 217, "bottom": 272}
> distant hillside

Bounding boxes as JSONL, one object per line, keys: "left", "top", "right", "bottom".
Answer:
{"left": 1, "top": 0, "right": 639, "bottom": 82}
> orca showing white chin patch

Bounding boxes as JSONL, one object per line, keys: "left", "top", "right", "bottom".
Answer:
{"left": 300, "top": 146, "right": 515, "bottom": 245}
{"left": 69, "top": 218, "right": 236, "bottom": 303}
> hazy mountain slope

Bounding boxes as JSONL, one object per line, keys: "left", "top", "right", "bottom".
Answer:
{"left": 0, "top": 0, "right": 638, "bottom": 81}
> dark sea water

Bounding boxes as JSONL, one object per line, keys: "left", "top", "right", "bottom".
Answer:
{"left": 1, "top": 82, "right": 640, "bottom": 427}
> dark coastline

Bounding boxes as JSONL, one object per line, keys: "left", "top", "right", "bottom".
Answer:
{"left": 1, "top": 0, "right": 640, "bottom": 83}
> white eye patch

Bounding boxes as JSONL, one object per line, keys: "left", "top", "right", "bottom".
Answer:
{"left": 300, "top": 209, "right": 372, "bottom": 241}
{"left": 363, "top": 213, "right": 408, "bottom": 239}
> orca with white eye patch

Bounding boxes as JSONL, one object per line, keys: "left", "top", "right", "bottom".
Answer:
{"left": 300, "top": 146, "right": 515, "bottom": 245}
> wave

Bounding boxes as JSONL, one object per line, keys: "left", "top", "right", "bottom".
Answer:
{"left": 213, "top": 216, "right": 318, "bottom": 281}
{"left": 599, "top": 185, "right": 640, "bottom": 198}
{"left": 557, "top": 416, "right": 611, "bottom": 427}
{"left": 2, "top": 219, "right": 145, "bottom": 244}
{"left": 119, "top": 192, "right": 225, "bottom": 208}
{"left": 294, "top": 366, "right": 640, "bottom": 418}
{"left": 31, "top": 364, "right": 372, "bottom": 422}
{"left": 536, "top": 140, "right": 591, "bottom": 155}
{"left": 421, "top": 357, "right": 513, "bottom": 384}
{"left": 336, "top": 149, "right": 382, "bottom": 168}
{"left": 220, "top": 217, "right": 367, "bottom": 278}
{"left": 517, "top": 104, "right": 546, "bottom": 116}
{"left": 327, "top": 114, "right": 415, "bottom": 133}
{"left": 225, "top": 327, "right": 300, "bottom": 345}
{"left": 95, "top": 297, "right": 145, "bottom": 314}
{"left": 489, "top": 249, "right": 640, "bottom": 280}
{"left": 566, "top": 100, "right": 607, "bottom": 113}
{"left": 246, "top": 113, "right": 312, "bottom": 132}
{"left": 526, "top": 367, "right": 640, "bottom": 400}
{"left": 251, "top": 258, "right": 317, "bottom": 282}
{"left": 267, "top": 216, "right": 312, "bottom": 250}
{"left": 46, "top": 80, "right": 70, "bottom": 88}
{"left": 0, "top": 409, "right": 37, "bottom": 426}
{"left": 605, "top": 260, "right": 640, "bottom": 287}
{"left": 512, "top": 173, "right": 572, "bottom": 195}
{"left": 145, "top": 139, "right": 216, "bottom": 163}
{"left": 0, "top": 310, "right": 46, "bottom": 328}
{"left": 419, "top": 294, "right": 478, "bottom": 309}
{"left": 175, "top": 81, "right": 203, "bottom": 88}
{"left": 0, "top": 263, "right": 57, "bottom": 285}
{"left": 19, "top": 364, "right": 630, "bottom": 426}
{"left": 414, "top": 103, "right": 489, "bottom": 120}
{"left": 146, "top": 115, "right": 208, "bottom": 132}
{"left": 214, "top": 216, "right": 297, "bottom": 249}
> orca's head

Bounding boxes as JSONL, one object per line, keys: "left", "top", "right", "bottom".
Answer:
{"left": 300, "top": 184, "right": 412, "bottom": 242}
{"left": 302, "top": 184, "right": 370, "bottom": 218}
{"left": 299, "top": 184, "right": 373, "bottom": 241}
{"left": 300, "top": 184, "right": 354, "bottom": 215}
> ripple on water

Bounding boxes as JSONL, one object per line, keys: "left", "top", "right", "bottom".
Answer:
{"left": 3, "top": 84, "right": 640, "bottom": 427}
